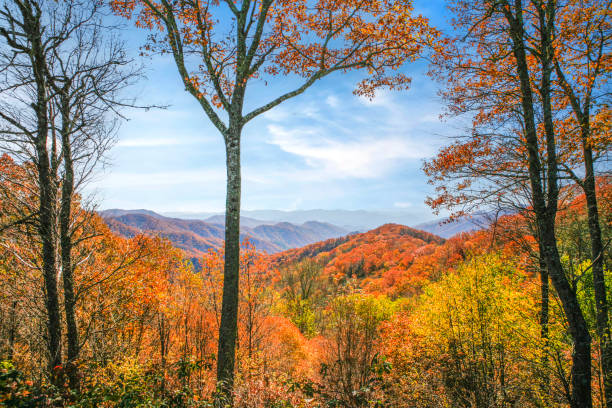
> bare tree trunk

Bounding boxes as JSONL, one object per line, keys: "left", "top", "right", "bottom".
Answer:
{"left": 0, "top": 0, "right": 62, "bottom": 381}
{"left": 583, "top": 140, "right": 611, "bottom": 407}
{"left": 217, "top": 125, "right": 242, "bottom": 400}
{"left": 60, "top": 92, "right": 79, "bottom": 390}
{"left": 8, "top": 300, "right": 18, "bottom": 361}
{"left": 28, "top": 6, "right": 62, "bottom": 380}
{"left": 539, "top": 257, "right": 550, "bottom": 399}
{"left": 37, "top": 138, "right": 62, "bottom": 380}
{"left": 2, "top": 0, "right": 138, "bottom": 386}
{"left": 543, "top": 229, "right": 593, "bottom": 408}
{"left": 541, "top": 4, "right": 594, "bottom": 406}
{"left": 555, "top": 33, "right": 611, "bottom": 408}
{"left": 158, "top": 313, "right": 168, "bottom": 394}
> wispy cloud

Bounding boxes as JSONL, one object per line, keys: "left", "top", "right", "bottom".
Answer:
{"left": 266, "top": 124, "right": 432, "bottom": 179}
{"left": 91, "top": 15, "right": 454, "bottom": 216}
{"left": 261, "top": 107, "right": 291, "bottom": 122}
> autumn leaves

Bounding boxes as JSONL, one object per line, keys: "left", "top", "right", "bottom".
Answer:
{"left": 0, "top": 0, "right": 610, "bottom": 406}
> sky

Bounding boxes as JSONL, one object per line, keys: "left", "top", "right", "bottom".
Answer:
{"left": 88, "top": 1, "right": 458, "bottom": 221}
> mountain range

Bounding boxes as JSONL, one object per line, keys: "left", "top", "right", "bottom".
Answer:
{"left": 100, "top": 208, "right": 490, "bottom": 256}
{"left": 164, "top": 209, "right": 428, "bottom": 231}
{"left": 413, "top": 212, "right": 496, "bottom": 238}
{"left": 162, "top": 209, "right": 491, "bottom": 238}
{"left": 100, "top": 209, "right": 350, "bottom": 255}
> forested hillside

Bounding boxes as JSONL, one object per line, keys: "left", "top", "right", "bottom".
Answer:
{"left": 0, "top": 0, "right": 610, "bottom": 407}
{"left": 274, "top": 224, "right": 449, "bottom": 296}
{"left": 3, "top": 154, "right": 609, "bottom": 406}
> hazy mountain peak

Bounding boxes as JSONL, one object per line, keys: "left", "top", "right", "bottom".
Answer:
{"left": 101, "top": 209, "right": 350, "bottom": 255}
{"left": 101, "top": 208, "right": 490, "bottom": 241}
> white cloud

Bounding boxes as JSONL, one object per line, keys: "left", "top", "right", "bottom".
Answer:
{"left": 302, "top": 105, "right": 320, "bottom": 118}
{"left": 325, "top": 95, "right": 340, "bottom": 108}
{"left": 266, "top": 124, "right": 432, "bottom": 179}
{"left": 261, "top": 107, "right": 290, "bottom": 122}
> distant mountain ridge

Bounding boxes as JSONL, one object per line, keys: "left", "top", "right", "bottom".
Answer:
{"left": 100, "top": 209, "right": 349, "bottom": 255}
{"left": 101, "top": 208, "right": 165, "bottom": 219}
{"left": 162, "top": 209, "right": 489, "bottom": 238}
{"left": 100, "top": 208, "right": 492, "bottom": 256}
{"left": 163, "top": 209, "right": 420, "bottom": 231}
{"left": 414, "top": 212, "right": 507, "bottom": 239}
{"left": 203, "top": 214, "right": 277, "bottom": 228}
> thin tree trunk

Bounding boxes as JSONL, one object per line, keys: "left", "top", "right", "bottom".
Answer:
{"left": 60, "top": 94, "right": 80, "bottom": 390}
{"left": 554, "top": 19, "right": 610, "bottom": 405}
{"left": 159, "top": 313, "right": 168, "bottom": 394}
{"left": 541, "top": 223, "right": 592, "bottom": 408}
{"left": 8, "top": 300, "right": 18, "bottom": 361}
{"left": 217, "top": 126, "right": 242, "bottom": 400}
{"left": 29, "top": 11, "right": 62, "bottom": 380}
{"left": 582, "top": 139, "right": 611, "bottom": 408}
{"left": 38, "top": 141, "right": 62, "bottom": 379}
{"left": 540, "top": 257, "right": 550, "bottom": 399}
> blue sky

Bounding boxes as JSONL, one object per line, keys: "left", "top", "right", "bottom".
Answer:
{"left": 89, "top": 1, "right": 457, "bottom": 221}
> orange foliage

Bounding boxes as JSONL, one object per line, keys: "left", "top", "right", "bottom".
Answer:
{"left": 110, "top": 0, "right": 438, "bottom": 111}
{"left": 275, "top": 224, "right": 484, "bottom": 297}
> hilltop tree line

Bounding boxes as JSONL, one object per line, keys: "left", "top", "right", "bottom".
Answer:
{"left": 0, "top": 0, "right": 609, "bottom": 407}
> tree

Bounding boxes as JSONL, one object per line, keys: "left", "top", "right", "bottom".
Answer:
{"left": 0, "top": 0, "right": 63, "bottom": 379}
{"left": 0, "top": 0, "right": 145, "bottom": 387}
{"left": 280, "top": 258, "right": 323, "bottom": 336}
{"left": 111, "top": 0, "right": 436, "bottom": 395}
{"left": 320, "top": 293, "right": 395, "bottom": 407}
{"left": 425, "top": 1, "right": 595, "bottom": 406}
{"left": 49, "top": 3, "right": 143, "bottom": 388}
{"left": 238, "top": 239, "right": 275, "bottom": 360}
{"left": 553, "top": 2, "right": 612, "bottom": 403}
{"left": 0, "top": 155, "right": 42, "bottom": 369}
{"left": 385, "top": 254, "right": 547, "bottom": 407}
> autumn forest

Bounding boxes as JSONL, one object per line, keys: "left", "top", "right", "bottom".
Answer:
{"left": 0, "top": 0, "right": 610, "bottom": 407}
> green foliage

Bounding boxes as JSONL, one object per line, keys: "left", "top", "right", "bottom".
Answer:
{"left": 562, "top": 256, "right": 612, "bottom": 332}
{"left": 327, "top": 293, "right": 396, "bottom": 332}
{"left": 280, "top": 259, "right": 326, "bottom": 337}
{"left": 75, "top": 359, "right": 162, "bottom": 407}
{"left": 74, "top": 358, "right": 208, "bottom": 408}
{"left": 285, "top": 298, "right": 318, "bottom": 337}
{"left": 315, "top": 293, "right": 396, "bottom": 407}
{"left": 0, "top": 361, "right": 41, "bottom": 407}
